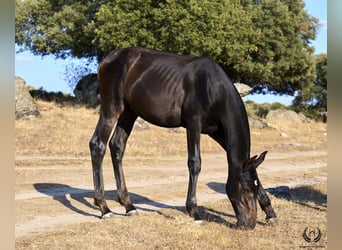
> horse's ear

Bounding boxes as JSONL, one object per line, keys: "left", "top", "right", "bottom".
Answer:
{"left": 243, "top": 155, "right": 257, "bottom": 172}
{"left": 242, "top": 151, "right": 267, "bottom": 172}
{"left": 254, "top": 151, "right": 267, "bottom": 169}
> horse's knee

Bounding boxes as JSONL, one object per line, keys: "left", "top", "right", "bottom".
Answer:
{"left": 188, "top": 157, "right": 201, "bottom": 175}
{"left": 89, "top": 137, "right": 106, "bottom": 159}
{"left": 89, "top": 115, "right": 117, "bottom": 157}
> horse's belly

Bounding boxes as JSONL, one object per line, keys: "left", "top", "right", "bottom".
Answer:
{"left": 127, "top": 81, "right": 185, "bottom": 128}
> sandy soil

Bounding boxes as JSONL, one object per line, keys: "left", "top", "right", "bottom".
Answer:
{"left": 15, "top": 149, "right": 326, "bottom": 238}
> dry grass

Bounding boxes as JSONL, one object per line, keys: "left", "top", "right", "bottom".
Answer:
{"left": 15, "top": 101, "right": 327, "bottom": 158}
{"left": 16, "top": 186, "right": 327, "bottom": 249}
{"left": 15, "top": 101, "right": 96, "bottom": 157}
{"left": 15, "top": 101, "right": 327, "bottom": 249}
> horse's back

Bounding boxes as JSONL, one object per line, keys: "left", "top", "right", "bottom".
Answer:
{"left": 98, "top": 47, "right": 242, "bottom": 129}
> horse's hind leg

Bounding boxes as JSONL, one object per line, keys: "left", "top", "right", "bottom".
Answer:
{"left": 257, "top": 182, "right": 278, "bottom": 226}
{"left": 89, "top": 113, "right": 117, "bottom": 219}
{"left": 185, "top": 116, "right": 202, "bottom": 221}
{"left": 109, "top": 107, "right": 138, "bottom": 216}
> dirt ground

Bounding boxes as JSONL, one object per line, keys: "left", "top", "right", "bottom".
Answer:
{"left": 15, "top": 101, "right": 327, "bottom": 248}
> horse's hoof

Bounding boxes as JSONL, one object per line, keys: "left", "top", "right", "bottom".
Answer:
{"left": 126, "top": 210, "right": 139, "bottom": 217}
{"left": 266, "top": 217, "right": 279, "bottom": 227}
{"left": 101, "top": 212, "right": 114, "bottom": 220}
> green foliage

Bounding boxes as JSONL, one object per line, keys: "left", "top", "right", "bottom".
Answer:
{"left": 15, "top": 0, "right": 319, "bottom": 96}
{"left": 15, "top": 0, "right": 104, "bottom": 59}
{"left": 244, "top": 100, "right": 258, "bottom": 117}
{"left": 292, "top": 53, "right": 327, "bottom": 120}
{"left": 94, "top": 0, "right": 156, "bottom": 55}
{"left": 244, "top": 100, "right": 289, "bottom": 118}
{"left": 92, "top": 0, "right": 257, "bottom": 64}
{"left": 240, "top": 0, "right": 318, "bottom": 94}
{"left": 29, "top": 87, "right": 76, "bottom": 104}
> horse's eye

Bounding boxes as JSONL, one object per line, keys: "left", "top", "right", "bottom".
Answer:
{"left": 254, "top": 180, "right": 258, "bottom": 186}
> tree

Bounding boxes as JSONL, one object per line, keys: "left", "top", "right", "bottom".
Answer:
{"left": 239, "top": 0, "right": 318, "bottom": 94}
{"left": 292, "top": 53, "right": 327, "bottom": 120}
{"left": 15, "top": 0, "right": 319, "bottom": 95}
{"left": 15, "top": 0, "right": 104, "bottom": 60}
{"left": 93, "top": 1, "right": 258, "bottom": 63}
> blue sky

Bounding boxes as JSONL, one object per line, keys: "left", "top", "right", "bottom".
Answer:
{"left": 15, "top": 0, "right": 327, "bottom": 105}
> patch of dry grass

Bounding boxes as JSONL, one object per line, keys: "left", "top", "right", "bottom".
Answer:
{"left": 16, "top": 186, "right": 327, "bottom": 249}
{"left": 15, "top": 101, "right": 326, "bottom": 159}
{"left": 15, "top": 101, "right": 96, "bottom": 157}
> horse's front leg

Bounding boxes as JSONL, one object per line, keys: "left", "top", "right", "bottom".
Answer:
{"left": 185, "top": 117, "right": 202, "bottom": 221}
{"left": 109, "top": 108, "right": 138, "bottom": 216}
{"left": 257, "top": 182, "right": 278, "bottom": 226}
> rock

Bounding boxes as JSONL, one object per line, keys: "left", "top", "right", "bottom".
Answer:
{"left": 234, "top": 83, "right": 252, "bottom": 97}
{"left": 134, "top": 117, "right": 149, "bottom": 130}
{"left": 280, "top": 142, "right": 304, "bottom": 147}
{"left": 266, "top": 109, "right": 309, "bottom": 129}
{"left": 74, "top": 73, "right": 99, "bottom": 108}
{"left": 169, "top": 127, "right": 182, "bottom": 133}
{"left": 248, "top": 117, "right": 268, "bottom": 129}
{"left": 15, "top": 76, "right": 40, "bottom": 119}
{"left": 280, "top": 132, "right": 289, "bottom": 138}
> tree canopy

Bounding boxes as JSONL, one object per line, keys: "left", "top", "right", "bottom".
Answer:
{"left": 292, "top": 53, "right": 327, "bottom": 119}
{"left": 16, "top": 0, "right": 319, "bottom": 96}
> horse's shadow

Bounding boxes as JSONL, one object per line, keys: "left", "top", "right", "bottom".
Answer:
{"left": 207, "top": 182, "right": 327, "bottom": 210}
{"left": 266, "top": 185, "right": 327, "bottom": 210}
{"left": 33, "top": 183, "right": 99, "bottom": 218}
{"left": 33, "top": 183, "right": 236, "bottom": 226}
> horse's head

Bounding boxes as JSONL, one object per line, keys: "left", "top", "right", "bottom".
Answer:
{"left": 227, "top": 151, "right": 267, "bottom": 229}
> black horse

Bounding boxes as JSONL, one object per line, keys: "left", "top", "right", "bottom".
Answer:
{"left": 89, "top": 47, "right": 277, "bottom": 229}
